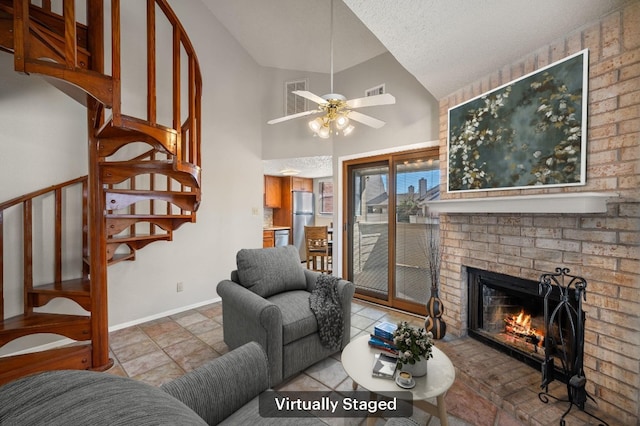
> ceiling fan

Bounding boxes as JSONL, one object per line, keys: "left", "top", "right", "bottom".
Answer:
{"left": 266, "top": 0, "right": 396, "bottom": 138}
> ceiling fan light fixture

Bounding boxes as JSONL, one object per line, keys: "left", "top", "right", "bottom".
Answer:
{"left": 308, "top": 117, "right": 323, "bottom": 132}
{"left": 265, "top": 0, "right": 394, "bottom": 137}
{"left": 342, "top": 124, "right": 355, "bottom": 136}
{"left": 335, "top": 114, "right": 349, "bottom": 130}
{"left": 317, "top": 125, "right": 331, "bottom": 139}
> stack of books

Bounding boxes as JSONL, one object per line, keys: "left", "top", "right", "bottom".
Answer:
{"left": 368, "top": 321, "right": 398, "bottom": 355}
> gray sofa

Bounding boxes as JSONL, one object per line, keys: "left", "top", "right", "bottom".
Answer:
{"left": 0, "top": 342, "right": 324, "bottom": 425}
{"left": 217, "top": 245, "right": 355, "bottom": 386}
{"left": 0, "top": 341, "right": 418, "bottom": 425}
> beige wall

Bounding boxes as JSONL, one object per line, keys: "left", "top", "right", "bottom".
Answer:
{"left": 438, "top": 3, "right": 639, "bottom": 422}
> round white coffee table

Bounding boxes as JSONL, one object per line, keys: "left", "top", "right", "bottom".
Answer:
{"left": 341, "top": 334, "right": 456, "bottom": 426}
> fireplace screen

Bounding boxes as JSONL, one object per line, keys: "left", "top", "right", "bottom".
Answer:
{"left": 467, "top": 268, "right": 575, "bottom": 379}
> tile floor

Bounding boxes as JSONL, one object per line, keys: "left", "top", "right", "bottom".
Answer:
{"left": 107, "top": 300, "right": 617, "bottom": 425}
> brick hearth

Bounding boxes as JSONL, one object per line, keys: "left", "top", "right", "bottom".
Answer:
{"left": 439, "top": 336, "right": 618, "bottom": 425}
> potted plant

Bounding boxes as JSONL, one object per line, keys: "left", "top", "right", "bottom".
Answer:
{"left": 392, "top": 321, "right": 434, "bottom": 377}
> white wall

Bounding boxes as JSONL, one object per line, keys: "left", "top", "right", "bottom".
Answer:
{"left": 0, "top": 53, "right": 88, "bottom": 200}
{"left": 332, "top": 52, "right": 439, "bottom": 158}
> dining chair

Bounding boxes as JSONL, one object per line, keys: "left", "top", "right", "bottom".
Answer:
{"left": 304, "top": 226, "right": 331, "bottom": 273}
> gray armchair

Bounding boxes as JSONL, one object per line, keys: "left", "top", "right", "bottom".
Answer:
{"left": 217, "top": 245, "right": 355, "bottom": 386}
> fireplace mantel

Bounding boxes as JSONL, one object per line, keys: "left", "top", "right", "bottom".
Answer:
{"left": 426, "top": 192, "right": 618, "bottom": 214}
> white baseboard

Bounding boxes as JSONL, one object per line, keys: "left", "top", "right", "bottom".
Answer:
{"left": 0, "top": 297, "right": 221, "bottom": 358}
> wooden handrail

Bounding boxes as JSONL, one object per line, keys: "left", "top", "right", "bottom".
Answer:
{"left": 0, "top": 176, "right": 88, "bottom": 320}
{"left": 0, "top": 176, "right": 87, "bottom": 211}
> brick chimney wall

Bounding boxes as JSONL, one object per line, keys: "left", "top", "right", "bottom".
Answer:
{"left": 437, "top": 2, "right": 639, "bottom": 423}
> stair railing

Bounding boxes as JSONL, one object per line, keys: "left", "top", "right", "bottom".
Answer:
{"left": 14, "top": 0, "right": 202, "bottom": 184}
{"left": 109, "top": 0, "right": 202, "bottom": 186}
{"left": 0, "top": 177, "right": 88, "bottom": 322}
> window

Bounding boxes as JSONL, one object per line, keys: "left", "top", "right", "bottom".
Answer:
{"left": 319, "top": 180, "right": 333, "bottom": 214}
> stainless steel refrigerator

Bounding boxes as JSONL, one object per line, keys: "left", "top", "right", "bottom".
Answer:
{"left": 292, "top": 191, "right": 314, "bottom": 261}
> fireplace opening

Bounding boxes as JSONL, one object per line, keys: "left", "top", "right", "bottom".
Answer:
{"left": 467, "top": 267, "right": 577, "bottom": 383}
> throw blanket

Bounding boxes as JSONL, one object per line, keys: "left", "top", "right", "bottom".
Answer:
{"left": 309, "top": 274, "right": 344, "bottom": 350}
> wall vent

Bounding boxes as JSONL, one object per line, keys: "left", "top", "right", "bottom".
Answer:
{"left": 365, "top": 84, "right": 385, "bottom": 97}
{"left": 285, "top": 79, "right": 308, "bottom": 115}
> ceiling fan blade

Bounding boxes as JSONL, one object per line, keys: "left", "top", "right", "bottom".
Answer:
{"left": 345, "top": 93, "right": 396, "bottom": 109}
{"left": 292, "top": 90, "right": 329, "bottom": 105}
{"left": 267, "top": 109, "right": 319, "bottom": 125}
{"left": 347, "top": 110, "right": 386, "bottom": 129}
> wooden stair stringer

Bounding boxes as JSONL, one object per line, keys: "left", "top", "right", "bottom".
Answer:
{"left": 105, "top": 189, "right": 200, "bottom": 212}
{"left": 0, "top": 345, "right": 94, "bottom": 386}
{"left": 106, "top": 214, "right": 195, "bottom": 236}
{"left": 101, "top": 160, "right": 200, "bottom": 189}
{"left": 0, "top": 313, "right": 91, "bottom": 347}
{"left": 97, "top": 115, "right": 178, "bottom": 157}
{"left": 28, "top": 278, "right": 91, "bottom": 312}
{"left": 106, "top": 234, "right": 172, "bottom": 261}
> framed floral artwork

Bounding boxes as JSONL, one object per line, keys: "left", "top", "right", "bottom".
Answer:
{"left": 447, "top": 49, "right": 588, "bottom": 192}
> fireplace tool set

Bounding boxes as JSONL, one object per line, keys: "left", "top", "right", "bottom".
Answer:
{"left": 537, "top": 267, "right": 609, "bottom": 426}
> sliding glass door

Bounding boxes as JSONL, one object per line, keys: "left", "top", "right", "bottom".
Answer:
{"left": 344, "top": 148, "right": 440, "bottom": 314}
{"left": 346, "top": 161, "right": 390, "bottom": 300}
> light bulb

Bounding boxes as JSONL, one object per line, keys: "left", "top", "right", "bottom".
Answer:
{"left": 335, "top": 114, "right": 349, "bottom": 130}
{"left": 342, "top": 124, "right": 355, "bottom": 136}
{"left": 308, "top": 118, "right": 322, "bottom": 132}
{"left": 318, "top": 125, "right": 331, "bottom": 139}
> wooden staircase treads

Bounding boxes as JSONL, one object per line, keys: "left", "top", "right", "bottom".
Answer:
{"left": 101, "top": 160, "right": 199, "bottom": 188}
{"left": 0, "top": 313, "right": 91, "bottom": 347}
{"left": 0, "top": 345, "right": 93, "bottom": 386}
{"left": 23, "top": 59, "right": 113, "bottom": 107}
{"left": 97, "top": 115, "right": 177, "bottom": 157}
{"left": 106, "top": 234, "right": 172, "bottom": 259}
{"left": 28, "top": 278, "right": 91, "bottom": 311}
{"left": 108, "top": 252, "right": 136, "bottom": 265}
{"left": 106, "top": 214, "right": 195, "bottom": 236}
{"left": 105, "top": 189, "right": 200, "bottom": 211}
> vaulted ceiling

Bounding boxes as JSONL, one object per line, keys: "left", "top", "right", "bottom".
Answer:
{"left": 202, "top": 0, "right": 628, "bottom": 177}
{"left": 202, "top": 0, "right": 627, "bottom": 99}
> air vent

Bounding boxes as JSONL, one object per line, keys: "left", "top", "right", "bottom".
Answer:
{"left": 365, "top": 84, "right": 385, "bottom": 97}
{"left": 285, "top": 79, "right": 308, "bottom": 115}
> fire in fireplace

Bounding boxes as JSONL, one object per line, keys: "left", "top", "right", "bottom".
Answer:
{"left": 504, "top": 309, "right": 544, "bottom": 349}
{"left": 467, "top": 267, "right": 576, "bottom": 382}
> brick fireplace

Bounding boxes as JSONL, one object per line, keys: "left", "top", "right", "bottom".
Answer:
{"left": 433, "top": 3, "right": 639, "bottom": 424}
{"left": 466, "top": 267, "right": 574, "bottom": 381}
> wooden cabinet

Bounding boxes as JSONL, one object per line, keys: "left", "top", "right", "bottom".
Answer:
{"left": 292, "top": 177, "right": 313, "bottom": 192}
{"left": 263, "top": 230, "right": 275, "bottom": 248}
{"left": 272, "top": 176, "right": 314, "bottom": 228}
{"left": 264, "top": 175, "right": 282, "bottom": 208}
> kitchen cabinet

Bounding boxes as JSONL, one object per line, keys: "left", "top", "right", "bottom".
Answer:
{"left": 263, "top": 228, "right": 290, "bottom": 247}
{"left": 273, "top": 176, "right": 314, "bottom": 229}
{"left": 292, "top": 177, "right": 313, "bottom": 192}
{"left": 264, "top": 175, "right": 282, "bottom": 208}
{"left": 263, "top": 230, "right": 275, "bottom": 248}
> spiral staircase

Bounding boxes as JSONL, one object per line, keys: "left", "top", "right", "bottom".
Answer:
{"left": 0, "top": 0, "right": 202, "bottom": 384}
